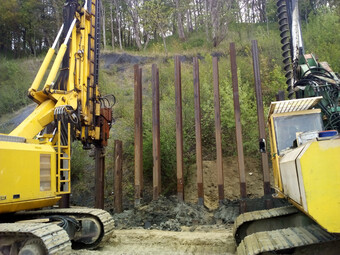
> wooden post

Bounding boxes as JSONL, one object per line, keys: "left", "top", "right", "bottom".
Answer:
{"left": 114, "top": 140, "right": 123, "bottom": 213}
{"left": 212, "top": 57, "right": 224, "bottom": 204}
{"left": 58, "top": 194, "right": 70, "bottom": 208}
{"left": 152, "top": 64, "right": 161, "bottom": 200}
{"left": 139, "top": 68, "right": 144, "bottom": 196}
{"left": 95, "top": 147, "right": 105, "bottom": 209}
{"left": 175, "top": 56, "right": 184, "bottom": 202}
{"left": 134, "top": 64, "right": 143, "bottom": 205}
{"left": 193, "top": 57, "right": 204, "bottom": 206}
{"left": 230, "top": 42, "right": 247, "bottom": 213}
{"left": 251, "top": 40, "right": 272, "bottom": 208}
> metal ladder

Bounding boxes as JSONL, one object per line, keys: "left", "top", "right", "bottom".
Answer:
{"left": 54, "top": 121, "right": 71, "bottom": 194}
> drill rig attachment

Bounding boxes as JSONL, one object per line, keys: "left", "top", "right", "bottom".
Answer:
{"left": 277, "top": 0, "right": 304, "bottom": 98}
{"left": 277, "top": 0, "right": 340, "bottom": 131}
{"left": 0, "top": 0, "right": 115, "bottom": 253}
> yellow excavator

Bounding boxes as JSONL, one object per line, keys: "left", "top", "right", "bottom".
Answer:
{"left": 234, "top": 1, "right": 340, "bottom": 254}
{"left": 0, "top": 0, "right": 114, "bottom": 254}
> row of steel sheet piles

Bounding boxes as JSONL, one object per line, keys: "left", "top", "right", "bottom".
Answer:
{"left": 129, "top": 40, "right": 272, "bottom": 210}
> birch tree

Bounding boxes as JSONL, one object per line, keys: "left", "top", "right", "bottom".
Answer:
{"left": 114, "top": 0, "right": 123, "bottom": 49}
{"left": 127, "top": 0, "right": 143, "bottom": 50}
{"left": 174, "top": 0, "right": 186, "bottom": 40}
{"left": 110, "top": 1, "right": 114, "bottom": 49}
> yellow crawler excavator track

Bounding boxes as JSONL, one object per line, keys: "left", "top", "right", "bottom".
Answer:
{"left": 0, "top": 223, "right": 71, "bottom": 254}
{"left": 237, "top": 225, "right": 339, "bottom": 255}
{"left": 0, "top": 208, "right": 114, "bottom": 254}
{"left": 18, "top": 207, "right": 115, "bottom": 247}
{"left": 233, "top": 206, "right": 340, "bottom": 255}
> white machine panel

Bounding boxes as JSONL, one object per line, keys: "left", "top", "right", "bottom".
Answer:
{"left": 279, "top": 146, "right": 306, "bottom": 204}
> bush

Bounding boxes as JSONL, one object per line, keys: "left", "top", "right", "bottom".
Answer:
{"left": 303, "top": 8, "right": 340, "bottom": 71}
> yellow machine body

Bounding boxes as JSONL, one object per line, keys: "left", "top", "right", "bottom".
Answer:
{"left": 0, "top": 141, "right": 59, "bottom": 213}
{"left": 268, "top": 97, "right": 340, "bottom": 233}
{"left": 0, "top": 0, "right": 104, "bottom": 215}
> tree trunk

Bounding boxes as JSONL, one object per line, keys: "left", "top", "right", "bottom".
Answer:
{"left": 127, "top": 0, "right": 142, "bottom": 50}
{"left": 161, "top": 31, "right": 168, "bottom": 56}
{"left": 258, "top": 0, "right": 266, "bottom": 22}
{"left": 193, "top": 0, "right": 197, "bottom": 30}
{"left": 33, "top": 29, "right": 36, "bottom": 57}
{"left": 198, "top": 0, "right": 204, "bottom": 26}
{"left": 114, "top": 0, "right": 123, "bottom": 50}
{"left": 174, "top": 0, "right": 186, "bottom": 41}
{"left": 22, "top": 29, "right": 27, "bottom": 54}
{"left": 128, "top": 29, "right": 131, "bottom": 48}
{"left": 153, "top": 29, "right": 158, "bottom": 41}
{"left": 211, "top": 0, "right": 218, "bottom": 47}
{"left": 205, "top": 0, "right": 210, "bottom": 42}
{"left": 187, "top": 9, "right": 193, "bottom": 33}
{"left": 172, "top": 15, "right": 177, "bottom": 35}
{"left": 143, "top": 34, "right": 150, "bottom": 50}
{"left": 251, "top": 0, "right": 255, "bottom": 23}
{"left": 210, "top": 0, "right": 226, "bottom": 47}
{"left": 102, "top": 1, "right": 107, "bottom": 50}
{"left": 52, "top": 1, "right": 62, "bottom": 29}
{"left": 110, "top": 1, "right": 115, "bottom": 49}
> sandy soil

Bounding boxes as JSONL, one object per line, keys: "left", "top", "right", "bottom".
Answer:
{"left": 185, "top": 156, "right": 267, "bottom": 210}
{"left": 72, "top": 226, "right": 236, "bottom": 255}
{"left": 74, "top": 155, "right": 269, "bottom": 255}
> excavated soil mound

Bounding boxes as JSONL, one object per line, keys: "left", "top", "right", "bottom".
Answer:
{"left": 112, "top": 196, "right": 239, "bottom": 231}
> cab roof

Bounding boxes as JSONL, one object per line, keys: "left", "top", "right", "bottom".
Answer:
{"left": 268, "top": 96, "right": 322, "bottom": 118}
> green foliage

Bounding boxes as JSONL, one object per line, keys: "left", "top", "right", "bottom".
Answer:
{"left": 0, "top": 0, "right": 62, "bottom": 57}
{"left": 182, "top": 33, "right": 206, "bottom": 50}
{"left": 2, "top": 0, "right": 340, "bottom": 56}
{"left": 303, "top": 8, "right": 340, "bottom": 71}
{"left": 0, "top": 58, "right": 37, "bottom": 116}
{"left": 140, "top": 0, "right": 173, "bottom": 35}
{"left": 70, "top": 141, "right": 93, "bottom": 181}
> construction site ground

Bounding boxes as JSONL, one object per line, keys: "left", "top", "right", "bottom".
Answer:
{"left": 71, "top": 195, "right": 286, "bottom": 255}
{"left": 70, "top": 155, "right": 283, "bottom": 255}
{"left": 73, "top": 227, "right": 236, "bottom": 255}
{"left": 0, "top": 100, "right": 276, "bottom": 255}
{"left": 0, "top": 53, "right": 279, "bottom": 254}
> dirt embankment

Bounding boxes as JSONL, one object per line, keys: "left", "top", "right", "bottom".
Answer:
{"left": 185, "top": 156, "right": 268, "bottom": 210}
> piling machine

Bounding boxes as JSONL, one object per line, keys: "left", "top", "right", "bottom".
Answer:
{"left": 0, "top": 0, "right": 115, "bottom": 254}
{"left": 234, "top": 0, "right": 340, "bottom": 254}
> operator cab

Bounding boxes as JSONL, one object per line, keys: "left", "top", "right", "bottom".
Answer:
{"left": 273, "top": 111, "right": 323, "bottom": 155}
{"left": 268, "top": 96, "right": 325, "bottom": 156}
